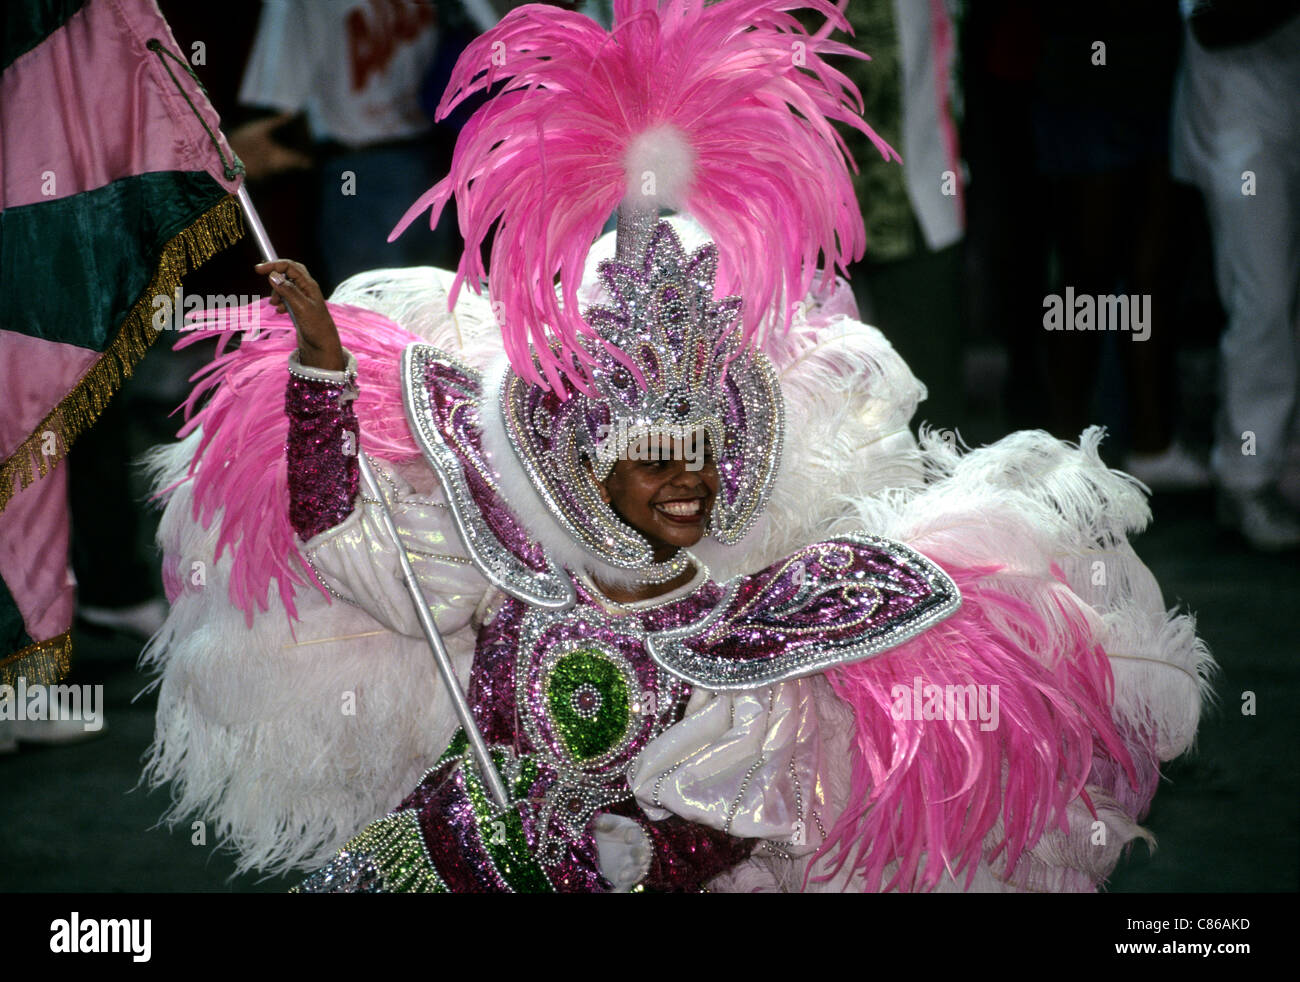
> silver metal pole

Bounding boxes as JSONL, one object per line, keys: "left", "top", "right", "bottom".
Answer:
{"left": 353, "top": 452, "right": 511, "bottom": 810}
{"left": 235, "top": 185, "right": 511, "bottom": 811}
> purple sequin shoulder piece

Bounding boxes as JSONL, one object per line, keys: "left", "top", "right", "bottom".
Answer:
{"left": 285, "top": 373, "right": 361, "bottom": 541}
{"left": 401, "top": 343, "right": 575, "bottom": 610}
{"left": 647, "top": 533, "right": 962, "bottom": 689}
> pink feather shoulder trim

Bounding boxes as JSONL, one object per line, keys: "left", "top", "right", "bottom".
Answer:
{"left": 167, "top": 301, "right": 423, "bottom": 625}
{"left": 817, "top": 562, "right": 1144, "bottom": 892}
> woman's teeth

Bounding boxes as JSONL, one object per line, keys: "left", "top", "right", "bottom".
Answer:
{"left": 656, "top": 499, "right": 702, "bottom": 517}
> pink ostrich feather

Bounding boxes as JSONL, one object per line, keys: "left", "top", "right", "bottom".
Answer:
{"left": 390, "top": 0, "right": 898, "bottom": 395}
{"left": 816, "top": 563, "right": 1140, "bottom": 892}
{"left": 164, "top": 301, "right": 423, "bottom": 625}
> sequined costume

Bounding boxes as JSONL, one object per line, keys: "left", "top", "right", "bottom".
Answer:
{"left": 141, "top": 1, "right": 1213, "bottom": 893}
{"left": 284, "top": 221, "right": 964, "bottom": 892}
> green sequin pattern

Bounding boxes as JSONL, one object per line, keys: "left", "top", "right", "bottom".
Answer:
{"left": 545, "top": 648, "right": 631, "bottom": 761}
{"left": 460, "top": 747, "right": 555, "bottom": 893}
{"left": 344, "top": 810, "right": 448, "bottom": 893}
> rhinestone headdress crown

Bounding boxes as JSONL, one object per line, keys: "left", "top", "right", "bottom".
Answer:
{"left": 498, "top": 219, "right": 784, "bottom": 585}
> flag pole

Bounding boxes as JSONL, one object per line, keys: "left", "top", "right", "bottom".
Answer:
{"left": 235, "top": 185, "right": 512, "bottom": 812}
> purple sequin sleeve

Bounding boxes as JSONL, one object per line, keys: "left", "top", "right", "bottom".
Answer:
{"left": 286, "top": 369, "right": 361, "bottom": 541}
{"left": 635, "top": 815, "right": 755, "bottom": 892}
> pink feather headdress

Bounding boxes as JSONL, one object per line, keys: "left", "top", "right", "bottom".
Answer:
{"left": 391, "top": 0, "right": 898, "bottom": 394}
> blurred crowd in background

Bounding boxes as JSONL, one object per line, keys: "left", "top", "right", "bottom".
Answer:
{"left": 67, "top": 0, "right": 1300, "bottom": 646}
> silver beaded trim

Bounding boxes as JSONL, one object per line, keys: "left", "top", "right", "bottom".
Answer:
{"left": 572, "top": 552, "right": 711, "bottom": 616}
{"left": 570, "top": 683, "right": 603, "bottom": 720}
{"left": 513, "top": 604, "right": 690, "bottom": 847}
{"left": 645, "top": 532, "right": 962, "bottom": 690}
{"left": 287, "top": 347, "right": 358, "bottom": 387}
{"left": 651, "top": 756, "right": 691, "bottom": 811}
{"left": 402, "top": 343, "right": 575, "bottom": 610}
{"left": 294, "top": 809, "right": 447, "bottom": 893}
{"left": 723, "top": 754, "right": 766, "bottom": 835}
{"left": 293, "top": 849, "right": 385, "bottom": 893}
{"left": 302, "top": 550, "right": 359, "bottom": 606}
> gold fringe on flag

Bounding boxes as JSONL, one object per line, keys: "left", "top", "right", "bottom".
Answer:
{"left": 0, "top": 631, "right": 72, "bottom": 688}
{"left": 0, "top": 193, "right": 244, "bottom": 514}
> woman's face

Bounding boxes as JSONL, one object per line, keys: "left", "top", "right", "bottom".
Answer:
{"left": 592, "top": 434, "right": 719, "bottom": 562}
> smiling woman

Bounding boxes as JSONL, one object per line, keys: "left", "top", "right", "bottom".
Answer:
{"left": 594, "top": 433, "right": 719, "bottom": 574}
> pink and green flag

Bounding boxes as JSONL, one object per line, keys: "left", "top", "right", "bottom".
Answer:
{"left": 0, "top": 0, "right": 245, "bottom": 685}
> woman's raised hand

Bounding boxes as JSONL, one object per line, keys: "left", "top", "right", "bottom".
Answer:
{"left": 254, "top": 259, "right": 346, "bottom": 371}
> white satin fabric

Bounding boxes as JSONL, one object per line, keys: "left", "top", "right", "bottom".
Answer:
{"left": 629, "top": 678, "right": 825, "bottom": 849}
{"left": 592, "top": 813, "right": 654, "bottom": 892}
{"left": 302, "top": 458, "right": 490, "bottom": 640}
